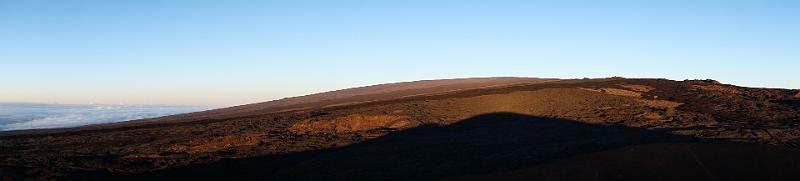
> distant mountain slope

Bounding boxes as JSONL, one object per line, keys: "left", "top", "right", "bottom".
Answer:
{"left": 138, "top": 77, "right": 552, "bottom": 123}
{"left": 1, "top": 77, "right": 553, "bottom": 135}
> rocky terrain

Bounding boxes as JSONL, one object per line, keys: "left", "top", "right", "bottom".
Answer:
{"left": 1, "top": 77, "right": 799, "bottom": 180}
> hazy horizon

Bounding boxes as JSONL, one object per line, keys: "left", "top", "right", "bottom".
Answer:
{"left": 0, "top": 102, "right": 207, "bottom": 131}
{"left": 2, "top": 1, "right": 798, "bottom": 106}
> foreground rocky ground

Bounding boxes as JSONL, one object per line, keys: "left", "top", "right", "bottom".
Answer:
{"left": 1, "top": 78, "right": 799, "bottom": 180}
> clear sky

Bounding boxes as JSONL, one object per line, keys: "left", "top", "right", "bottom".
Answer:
{"left": 1, "top": 0, "right": 798, "bottom": 107}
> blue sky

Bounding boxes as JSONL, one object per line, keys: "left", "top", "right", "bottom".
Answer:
{"left": 1, "top": 0, "right": 798, "bottom": 106}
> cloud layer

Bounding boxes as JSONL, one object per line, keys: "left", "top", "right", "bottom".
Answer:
{"left": 0, "top": 103, "right": 206, "bottom": 131}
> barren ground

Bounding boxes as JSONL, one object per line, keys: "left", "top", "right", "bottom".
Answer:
{"left": 1, "top": 78, "right": 799, "bottom": 180}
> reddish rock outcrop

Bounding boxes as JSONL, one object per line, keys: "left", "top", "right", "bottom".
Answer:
{"left": 290, "top": 114, "right": 411, "bottom": 134}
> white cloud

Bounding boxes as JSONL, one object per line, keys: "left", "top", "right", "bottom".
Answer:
{"left": 0, "top": 104, "right": 205, "bottom": 131}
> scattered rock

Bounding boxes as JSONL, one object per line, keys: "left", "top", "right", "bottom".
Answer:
{"left": 641, "top": 112, "right": 666, "bottom": 120}
{"left": 290, "top": 114, "right": 409, "bottom": 134}
{"left": 580, "top": 88, "right": 642, "bottom": 97}
{"left": 693, "top": 84, "right": 742, "bottom": 95}
{"left": 686, "top": 79, "right": 722, "bottom": 85}
{"left": 167, "top": 133, "right": 268, "bottom": 154}
{"left": 639, "top": 99, "right": 684, "bottom": 109}
{"left": 704, "top": 79, "right": 722, "bottom": 84}
{"left": 620, "top": 84, "right": 655, "bottom": 92}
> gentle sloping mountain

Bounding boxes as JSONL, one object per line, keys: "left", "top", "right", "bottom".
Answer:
{"left": 127, "top": 77, "right": 554, "bottom": 124}
{"left": 1, "top": 77, "right": 799, "bottom": 180}
{"left": 0, "top": 77, "right": 553, "bottom": 135}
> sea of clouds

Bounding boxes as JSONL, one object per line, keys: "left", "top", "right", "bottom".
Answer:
{"left": 0, "top": 103, "right": 208, "bottom": 131}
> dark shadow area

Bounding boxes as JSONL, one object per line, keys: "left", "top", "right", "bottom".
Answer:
{"left": 772, "top": 100, "right": 800, "bottom": 108}
{"left": 83, "top": 113, "right": 797, "bottom": 181}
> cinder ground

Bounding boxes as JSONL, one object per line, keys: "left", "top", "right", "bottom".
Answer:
{"left": 1, "top": 78, "right": 799, "bottom": 180}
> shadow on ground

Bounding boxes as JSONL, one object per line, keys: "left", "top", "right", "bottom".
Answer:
{"left": 108, "top": 112, "right": 799, "bottom": 181}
